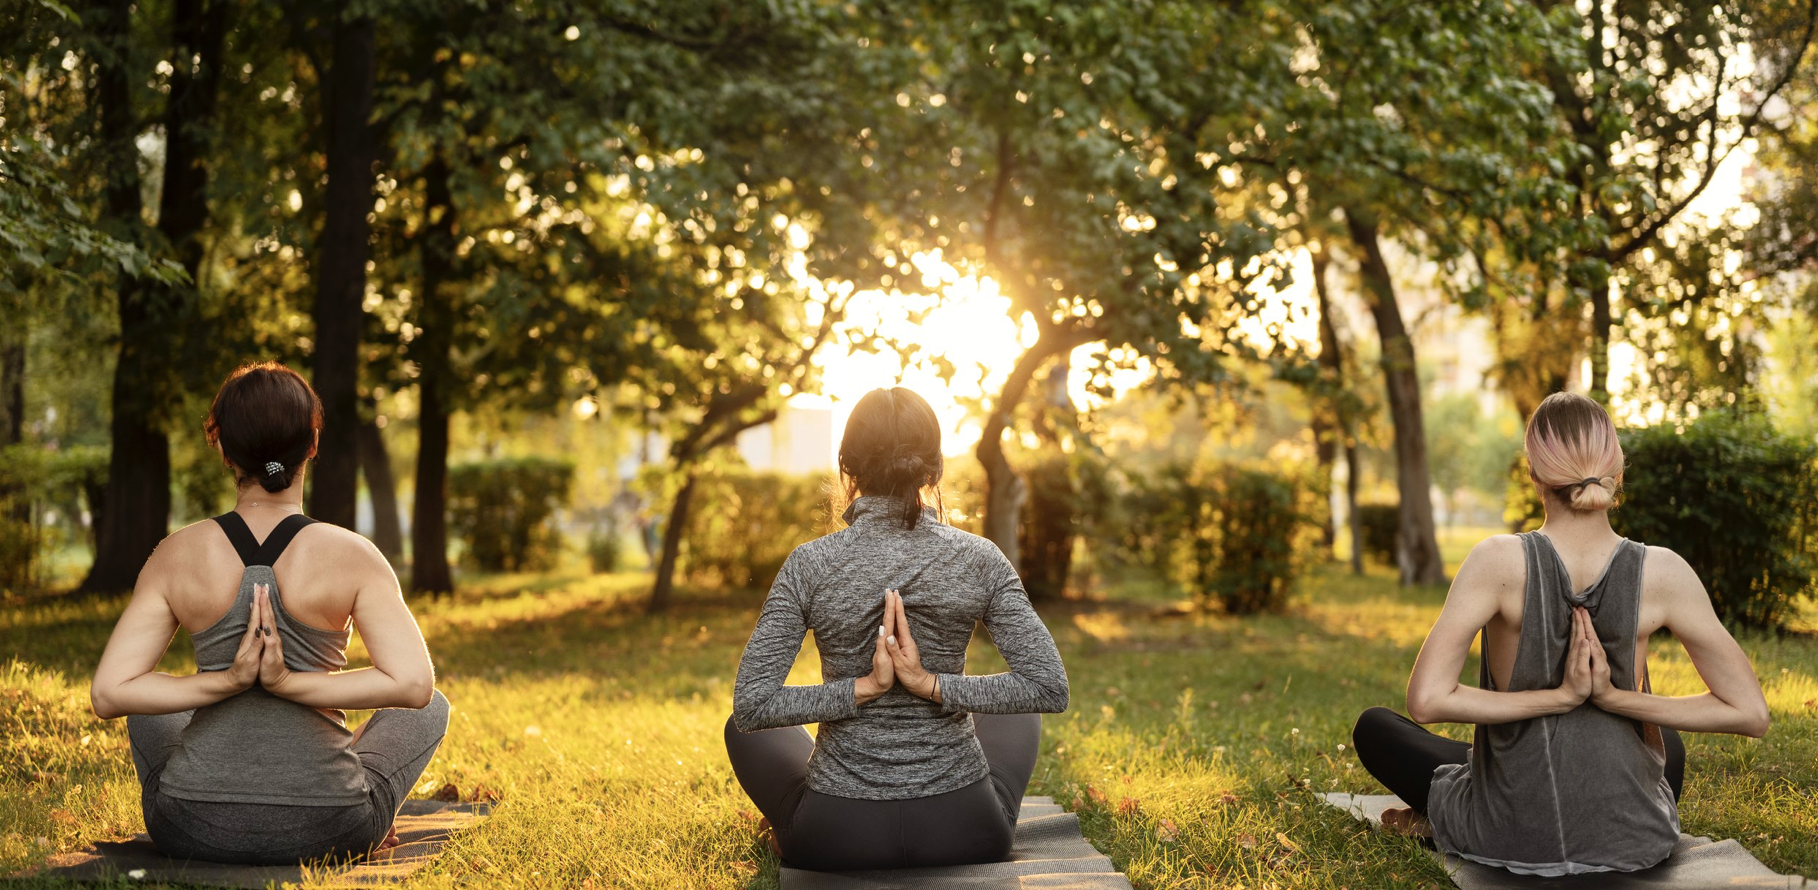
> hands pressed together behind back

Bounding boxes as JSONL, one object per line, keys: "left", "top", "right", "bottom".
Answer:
{"left": 1560, "top": 606, "right": 1614, "bottom": 709}
{"left": 853, "top": 589, "right": 942, "bottom": 707}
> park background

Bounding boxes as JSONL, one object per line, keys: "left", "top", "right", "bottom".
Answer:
{"left": 3, "top": 1, "right": 1818, "bottom": 887}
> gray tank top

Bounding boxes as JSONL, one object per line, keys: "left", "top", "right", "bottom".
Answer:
{"left": 1426, "top": 532, "right": 1679, "bottom": 875}
{"left": 157, "top": 513, "right": 370, "bottom": 807}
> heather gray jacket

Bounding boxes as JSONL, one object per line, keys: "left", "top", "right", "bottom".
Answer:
{"left": 731, "top": 496, "right": 1070, "bottom": 800}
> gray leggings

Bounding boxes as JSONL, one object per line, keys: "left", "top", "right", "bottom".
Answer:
{"left": 725, "top": 712, "right": 1041, "bottom": 871}
{"left": 127, "top": 690, "right": 450, "bottom": 865}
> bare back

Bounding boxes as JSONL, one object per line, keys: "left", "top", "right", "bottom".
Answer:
{"left": 153, "top": 513, "right": 383, "bottom": 636}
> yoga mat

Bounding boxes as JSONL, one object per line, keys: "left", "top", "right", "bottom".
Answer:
{"left": 778, "top": 796, "right": 1133, "bottom": 890}
{"left": 1318, "top": 792, "right": 1811, "bottom": 890}
{"left": 27, "top": 799, "right": 490, "bottom": 888}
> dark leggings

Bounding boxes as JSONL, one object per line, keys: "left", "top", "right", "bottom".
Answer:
{"left": 724, "top": 712, "right": 1041, "bottom": 871}
{"left": 127, "top": 691, "right": 451, "bottom": 864}
{"left": 1350, "top": 706, "right": 1685, "bottom": 815}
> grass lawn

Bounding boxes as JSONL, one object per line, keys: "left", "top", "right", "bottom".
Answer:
{"left": 4, "top": 539, "right": 1815, "bottom": 888}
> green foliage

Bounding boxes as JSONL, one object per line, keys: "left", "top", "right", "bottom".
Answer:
{"left": 0, "top": 445, "right": 107, "bottom": 589}
{"left": 1120, "top": 461, "right": 1316, "bottom": 614}
{"left": 1018, "top": 447, "right": 1112, "bottom": 600}
{"left": 682, "top": 469, "right": 832, "bottom": 590}
{"left": 1354, "top": 502, "right": 1400, "bottom": 567}
{"left": 586, "top": 523, "right": 624, "bottom": 575}
{"left": 447, "top": 458, "right": 575, "bottom": 574}
{"left": 1611, "top": 412, "right": 1818, "bottom": 630}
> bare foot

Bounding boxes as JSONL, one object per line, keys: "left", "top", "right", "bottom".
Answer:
{"left": 375, "top": 825, "right": 402, "bottom": 852}
{"left": 1380, "top": 806, "right": 1432, "bottom": 838}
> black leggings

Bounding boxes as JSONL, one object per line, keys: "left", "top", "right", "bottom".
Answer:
{"left": 724, "top": 713, "right": 1041, "bottom": 871}
{"left": 1350, "top": 707, "right": 1685, "bottom": 815}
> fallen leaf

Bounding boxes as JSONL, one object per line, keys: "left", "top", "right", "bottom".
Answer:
{"left": 1157, "top": 819, "right": 1180, "bottom": 841}
{"left": 1086, "top": 784, "right": 1107, "bottom": 805}
{"left": 1237, "top": 832, "right": 1257, "bottom": 849}
{"left": 1275, "top": 831, "right": 1302, "bottom": 853}
{"left": 1219, "top": 791, "right": 1240, "bottom": 806}
{"left": 433, "top": 783, "right": 461, "bottom": 802}
{"left": 1117, "top": 797, "right": 1141, "bottom": 816}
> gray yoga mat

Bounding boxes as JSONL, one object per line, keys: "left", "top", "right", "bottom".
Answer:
{"left": 27, "top": 799, "right": 490, "bottom": 888}
{"left": 778, "top": 796, "right": 1133, "bottom": 890}
{"left": 1318, "top": 792, "right": 1811, "bottom": 890}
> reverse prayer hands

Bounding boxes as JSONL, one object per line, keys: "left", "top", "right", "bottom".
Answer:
{"left": 854, "top": 590, "right": 896, "bottom": 705}
{"left": 884, "top": 589, "right": 941, "bottom": 704}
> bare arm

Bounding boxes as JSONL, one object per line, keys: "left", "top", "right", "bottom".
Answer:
{"left": 1406, "top": 537, "right": 1589, "bottom": 725}
{"left": 1590, "top": 548, "right": 1769, "bottom": 737}
{"left": 261, "top": 541, "right": 436, "bottom": 710}
{"left": 91, "top": 541, "right": 261, "bottom": 718}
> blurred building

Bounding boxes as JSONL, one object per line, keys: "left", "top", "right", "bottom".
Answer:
{"left": 736, "top": 406, "right": 836, "bottom": 475}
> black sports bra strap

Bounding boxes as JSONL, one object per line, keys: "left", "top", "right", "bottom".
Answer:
{"left": 250, "top": 514, "right": 318, "bottom": 568}
{"left": 211, "top": 512, "right": 263, "bottom": 565}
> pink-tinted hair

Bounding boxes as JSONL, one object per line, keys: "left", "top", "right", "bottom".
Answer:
{"left": 1524, "top": 392, "right": 1623, "bottom": 511}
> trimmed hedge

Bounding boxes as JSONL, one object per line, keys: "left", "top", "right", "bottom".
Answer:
{"left": 1612, "top": 412, "right": 1817, "bottom": 630}
{"left": 683, "top": 470, "right": 831, "bottom": 589}
{"left": 447, "top": 457, "right": 575, "bottom": 573}
{"left": 1109, "top": 461, "right": 1316, "bottom": 614}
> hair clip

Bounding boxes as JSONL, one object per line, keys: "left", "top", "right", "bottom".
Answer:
{"left": 265, "top": 461, "right": 284, "bottom": 477}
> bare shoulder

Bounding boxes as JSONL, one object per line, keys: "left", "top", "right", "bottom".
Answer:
{"left": 1642, "top": 544, "right": 1703, "bottom": 599}
{"left": 293, "top": 522, "right": 394, "bottom": 578}
{"left": 142, "top": 519, "right": 224, "bottom": 573}
{"left": 1458, "top": 534, "right": 1524, "bottom": 580}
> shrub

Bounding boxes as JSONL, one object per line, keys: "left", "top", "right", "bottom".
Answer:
{"left": 1144, "top": 461, "right": 1316, "bottom": 614}
{"left": 1018, "top": 448, "right": 1111, "bottom": 600}
{"left": 0, "top": 445, "right": 102, "bottom": 590}
{"left": 1354, "top": 502, "right": 1400, "bottom": 567}
{"left": 1612, "top": 411, "right": 1818, "bottom": 630}
{"left": 447, "top": 457, "right": 575, "bottom": 573}
{"left": 587, "top": 522, "right": 623, "bottom": 574}
{"left": 683, "top": 469, "right": 831, "bottom": 589}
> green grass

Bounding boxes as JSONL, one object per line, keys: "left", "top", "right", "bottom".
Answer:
{"left": 3, "top": 555, "right": 1815, "bottom": 889}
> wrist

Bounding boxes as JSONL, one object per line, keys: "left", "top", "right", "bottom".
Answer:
{"left": 911, "top": 671, "right": 939, "bottom": 701}
{"left": 1552, "top": 685, "right": 1582, "bottom": 714}
{"left": 854, "top": 675, "right": 884, "bottom": 705}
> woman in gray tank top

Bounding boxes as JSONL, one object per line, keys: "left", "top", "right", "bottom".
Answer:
{"left": 1350, "top": 392, "right": 1770, "bottom": 875}
{"left": 90, "top": 362, "right": 450, "bottom": 865}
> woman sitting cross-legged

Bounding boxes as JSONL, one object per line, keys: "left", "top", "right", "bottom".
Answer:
{"left": 90, "top": 362, "right": 450, "bottom": 865}
{"left": 1351, "top": 391, "right": 1770, "bottom": 875}
{"left": 725, "top": 386, "right": 1070, "bottom": 871}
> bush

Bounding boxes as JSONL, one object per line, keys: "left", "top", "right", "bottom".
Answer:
{"left": 0, "top": 445, "right": 103, "bottom": 590}
{"left": 1131, "top": 461, "right": 1316, "bottom": 614}
{"left": 447, "top": 457, "right": 575, "bottom": 573}
{"left": 1018, "top": 448, "right": 1111, "bottom": 600}
{"left": 1354, "top": 502, "right": 1400, "bottom": 567}
{"left": 586, "top": 522, "right": 623, "bottom": 574}
{"left": 1612, "top": 411, "right": 1818, "bottom": 630}
{"left": 683, "top": 469, "right": 832, "bottom": 589}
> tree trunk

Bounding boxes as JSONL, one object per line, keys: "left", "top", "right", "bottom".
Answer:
{"left": 409, "top": 157, "right": 456, "bottom": 597}
{"left": 83, "top": 0, "right": 225, "bottom": 593}
{"left": 1311, "top": 250, "right": 1341, "bottom": 558}
{"left": 1, "top": 334, "right": 22, "bottom": 448}
{"left": 977, "top": 326, "right": 1088, "bottom": 574}
{"left": 357, "top": 416, "right": 402, "bottom": 564}
{"left": 308, "top": 11, "right": 379, "bottom": 529}
{"left": 1344, "top": 210, "right": 1446, "bottom": 586}
{"left": 648, "top": 469, "right": 698, "bottom": 614}
{"left": 1588, "top": 274, "right": 1612, "bottom": 405}
{"left": 1346, "top": 439, "right": 1364, "bottom": 576}
{"left": 1018, "top": 356, "right": 1078, "bottom": 600}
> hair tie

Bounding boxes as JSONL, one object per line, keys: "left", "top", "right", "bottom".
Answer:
{"left": 1580, "top": 477, "right": 1601, "bottom": 487}
{"left": 264, "top": 461, "right": 285, "bottom": 477}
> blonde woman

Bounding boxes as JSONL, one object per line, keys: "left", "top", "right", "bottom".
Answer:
{"left": 1351, "top": 392, "right": 1768, "bottom": 875}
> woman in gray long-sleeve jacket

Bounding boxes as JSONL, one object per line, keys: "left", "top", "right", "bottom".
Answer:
{"left": 726, "top": 386, "right": 1070, "bottom": 871}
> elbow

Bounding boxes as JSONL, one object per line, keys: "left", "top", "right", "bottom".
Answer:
{"left": 1741, "top": 703, "right": 1770, "bottom": 739}
{"left": 1042, "top": 676, "right": 1070, "bottom": 714}
{"left": 90, "top": 684, "right": 122, "bottom": 720}
{"left": 1405, "top": 691, "right": 1439, "bottom": 726}
{"left": 401, "top": 677, "right": 436, "bottom": 710}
